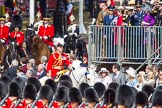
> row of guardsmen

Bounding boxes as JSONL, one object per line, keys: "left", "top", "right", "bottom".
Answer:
{"left": 0, "top": 75, "right": 162, "bottom": 108}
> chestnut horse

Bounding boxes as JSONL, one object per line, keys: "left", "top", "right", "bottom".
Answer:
{"left": 0, "top": 42, "right": 6, "bottom": 67}
{"left": 31, "top": 36, "right": 50, "bottom": 65}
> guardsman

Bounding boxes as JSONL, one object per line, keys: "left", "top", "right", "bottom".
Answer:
{"left": 38, "top": 16, "right": 55, "bottom": 51}
{"left": 67, "top": 87, "right": 86, "bottom": 108}
{"left": 16, "top": 84, "right": 37, "bottom": 108}
{"left": 1, "top": 82, "right": 22, "bottom": 108}
{"left": 9, "top": 25, "right": 24, "bottom": 47}
{"left": 34, "top": 85, "right": 54, "bottom": 108}
{"left": 34, "top": 12, "right": 43, "bottom": 35}
{"left": 96, "top": 0, "right": 109, "bottom": 25}
{"left": 46, "top": 42, "right": 71, "bottom": 79}
{"left": 0, "top": 17, "right": 9, "bottom": 44}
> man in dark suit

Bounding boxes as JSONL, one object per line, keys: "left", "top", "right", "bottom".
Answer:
{"left": 112, "top": 63, "right": 126, "bottom": 85}
{"left": 37, "top": 64, "right": 47, "bottom": 79}
{"left": 4, "top": 59, "right": 18, "bottom": 80}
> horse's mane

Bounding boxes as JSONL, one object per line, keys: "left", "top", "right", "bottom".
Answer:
{"left": 32, "top": 36, "right": 44, "bottom": 44}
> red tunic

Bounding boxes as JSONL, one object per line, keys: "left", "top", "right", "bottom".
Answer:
{"left": 10, "top": 31, "right": 24, "bottom": 46}
{"left": 35, "top": 100, "right": 48, "bottom": 108}
{"left": 0, "top": 25, "right": 9, "bottom": 42}
{"left": 1, "top": 97, "right": 17, "bottom": 108}
{"left": 114, "top": 15, "right": 126, "bottom": 45}
{"left": 38, "top": 24, "right": 55, "bottom": 47}
{"left": 47, "top": 52, "right": 71, "bottom": 77}
{"left": 17, "top": 99, "right": 33, "bottom": 108}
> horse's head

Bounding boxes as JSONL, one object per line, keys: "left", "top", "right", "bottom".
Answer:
{"left": 25, "top": 24, "right": 36, "bottom": 44}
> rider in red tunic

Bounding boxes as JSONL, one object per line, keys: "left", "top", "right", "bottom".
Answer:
{"left": 47, "top": 43, "right": 71, "bottom": 79}
{"left": 0, "top": 17, "right": 9, "bottom": 44}
{"left": 10, "top": 26, "right": 24, "bottom": 47}
{"left": 38, "top": 17, "right": 55, "bottom": 51}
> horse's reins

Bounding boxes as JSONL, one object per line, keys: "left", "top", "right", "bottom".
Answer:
{"left": 69, "top": 69, "right": 80, "bottom": 85}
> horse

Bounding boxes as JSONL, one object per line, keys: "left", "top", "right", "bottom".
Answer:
{"left": 0, "top": 42, "right": 7, "bottom": 68}
{"left": 31, "top": 36, "right": 50, "bottom": 65}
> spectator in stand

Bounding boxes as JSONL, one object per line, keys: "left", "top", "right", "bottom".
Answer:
{"left": 96, "top": 0, "right": 109, "bottom": 25}
{"left": 155, "top": 70, "right": 162, "bottom": 87}
{"left": 40, "top": 56, "right": 48, "bottom": 67}
{"left": 95, "top": 68, "right": 112, "bottom": 89}
{"left": 37, "top": 64, "right": 46, "bottom": 79}
{"left": 126, "top": 67, "right": 138, "bottom": 88}
{"left": 153, "top": 65, "right": 161, "bottom": 80}
{"left": 20, "top": 57, "right": 28, "bottom": 74}
{"left": 112, "top": 63, "right": 126, "bottom": 85}
{"left": 26, "top": 62, "right": 37, "bottom": 77}
{"left": 16, "top": 65, "right": 28, "bottom": 80}
{"left": 141, "top": 70, "right": 155, "bottom": 87}
{"left": 145, "top": 65, "right": 153, "bottom": 80}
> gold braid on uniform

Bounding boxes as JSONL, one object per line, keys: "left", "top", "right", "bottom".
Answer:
{"left": 52, "top": 53, "right": 62, "bottom": 68}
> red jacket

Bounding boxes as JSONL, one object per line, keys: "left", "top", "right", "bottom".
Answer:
{"left": 1, "top": 97, "right": 17, "bottom": 108}
{"left": 38, "top": 24, "right": 54, "bottom": 39}
{"left": 35, "top": 100, "right": 48, "bottom": 108}
{"left": 17, "top": 99, "right": 33, "bottom": 108}
{"left": 38, "top": 24, "right": 55, "bottom": 47}
{"left": 47, "top": 52, "right": 71, "bottom": 77}
{"left": 10, "top": 31, "right": 24, "bottom": 46}
{"left": 0, "top": 25, "right": 9, "bottom": 41}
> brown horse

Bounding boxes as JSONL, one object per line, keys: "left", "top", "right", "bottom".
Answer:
{"left": 0, "top": 42, "right": 7, "bottom": 66}
{"left": 32, "top": 36, "right": 50, "bottom": 65}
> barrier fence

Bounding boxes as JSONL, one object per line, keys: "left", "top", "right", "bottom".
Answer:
{"left": 88, "top": 25, "right": 162, "bottom": 65}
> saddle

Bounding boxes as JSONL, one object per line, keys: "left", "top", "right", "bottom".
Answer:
{"left": 55, "top": 69, "right": 70, "bottom": 82}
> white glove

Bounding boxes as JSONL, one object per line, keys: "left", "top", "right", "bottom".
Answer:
{"left": 69, "top": 33, "right": 73, "bottom": 36}
{"left": 40, "top": 36, "right": 42, "bottom": 39}
{"left": 44, "top": 36, "right": 48, "bottom": 40}
{"left": 1, "top": 39, "right": 5, "bottom": 43}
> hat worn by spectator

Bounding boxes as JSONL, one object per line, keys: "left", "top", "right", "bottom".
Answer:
{"left": 126, "top": 67, "right": 137, "bottom": 77}
{"left": 99, "top": 68, "right": 109, "bottom": 73}
{"left": 125, "top": 6, "right": 134, "bottom": 11}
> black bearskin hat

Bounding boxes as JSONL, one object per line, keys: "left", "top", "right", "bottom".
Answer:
{"left": 10, "top": 15, "right": 22, "bottom": 32}
{"left": 115, "top": 85, "right": 134, "bottom": 108}
{"left": 84, "top": 87, "right": 99, "bottom": 103}
{"left": 108, "top": 83, "right": 119, "bottom": 91}
{"left": 54, "top": 86, "right": 69, "bottom": 102}
{"left": 94, "top": 82, "right": 106, "bottom": 98}
{"left": 0, "top": 75, "right": 11, "bottom": 92}
{"left": 103, "top": 89, "right": 116, "bottom": 105}
{"left": 68, "top": 87, "right": 82, "bottom": 104}
{"left": 135, "top": 91, "right": 148, "bottom": 106}
{"left": 45, "top": 78, "right": 57, "bottom": 93}
{"left": 155, "top": 86, "right": 162, "bottom": 91}
{"left": 39, "top": 85, "right": 54, "bottom": 102}
{"left": 152, "top": 90, "right": 162, "bottom": 106}
{"left": 0, "top": 81, "right": 7, "bottom": 99}
{"left": 142, "top": 85, "right": 154, "bottom": 97}
{"left": 79, "top": 82, "right": 89, "bottom": 98}
{"left": 27, "top": 77, "right": 42, "bottom": 93}
{"left": 59, "top": 75, "right": 72, "bottom": 84}
{"left": 23, "top": 84, "right": 37, "bottom": 100}
{"left": 12, "top": 77, "right": 26, "bottom": 91}
{"left": 9, "top": 82, "right": 22, "bottom": 98}
{"left": 57, "top": 80, "right": 72, "bottom": 89}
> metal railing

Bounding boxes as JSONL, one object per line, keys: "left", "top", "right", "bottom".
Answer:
{"left": 88, "top": 25, "right": 162, "bottom": 65}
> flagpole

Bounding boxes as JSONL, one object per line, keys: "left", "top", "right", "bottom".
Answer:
{"left": 29, "top": 0, "right": 34, "bottom": 25}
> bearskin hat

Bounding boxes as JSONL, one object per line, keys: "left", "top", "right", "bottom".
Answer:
{"left": 54, "top": 86, "right": 69, "bottom": 102}
{"left": 45, "top": 78, "right": 57, "bottom": 93}
{"left": 142, "top": 85, "right": 154, "bottom": 97}
{"left": 108, "top": 82, "right": 119, "bottom": 91}
{"left": 135, "top": 91, "right": 148, "bottom": 106}
{"left": 152, "top": 90, "right": 162, "bottom": 106}
{"left": 155, "top": 86, "right": 162, "bottom": 91}
{"left": 59, "top": 75, "right": 72, "bottom": 84}
{"left": 0, "top": 75, "right": 11, "bottom": 92}
{"left": 94, "top": 82, "right": 106, "bottom": 98}
{"left": 103, "top": 88, "right": 116, "bottom": 105}
{"left": 79, "top": 82, "right": 89, "bottom": 98}
{"left": 57, "top": 80, "right": 72, "bottom": 89}
{"left": 0, "top": 81, "right": 7, "bottom": 99}
{"left": 130, "top": 87, "right": 138, "bottom": 99}
{"left": 10, "top": 15, "right": 22, "bottom": 32}
{"left": 23, "top": 84, "right": 37, "bottom": 100}
{"left": 27, "top": 77, "right": 42, "bottom": 93}
{"left": 84, "top": 87, "right": 99, "bottom": 103}
{"left": 68, "top": 87, "right": 82, "bottom": 104}
{"left": 9, "top": 82, "right": 22, "bottom": 98}
{"left": 12, "top": 77, "right": 26, "bottom": 91}
{"left": 115, "top": 85, "right": 134, "bottom": 108}
{"left": 39, "top": 85, "right": 54, "bottom": 102}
